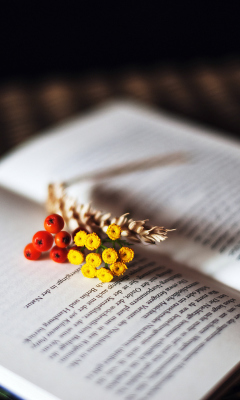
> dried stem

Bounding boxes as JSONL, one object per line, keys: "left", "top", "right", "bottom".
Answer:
{"left": 47, "top": 183, "right": 173, "bottom": 245}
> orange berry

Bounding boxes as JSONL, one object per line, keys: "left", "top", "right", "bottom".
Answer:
{"left": 24, "top": 243, "right": 41, "bottom": 260}
{"left": 32, "top": 231, "right": 53, "bottom": 252}
{"left": 50, "top": 246, "right": 68, "bottom": 263}
{"left": 55, "top": 231, "right": 71, "bottom": 248}
{"left": 44, "top": 214, "right": 64, "bottom": 234}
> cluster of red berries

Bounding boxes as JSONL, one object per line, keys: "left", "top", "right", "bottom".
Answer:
{"left": 24, "top": 214, "right": 72, "bottom": 263}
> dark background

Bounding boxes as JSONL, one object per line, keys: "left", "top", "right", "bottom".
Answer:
{"left": 1, "top": 2, "right": 240, "bottom": 80}
{"left": 1, "top": 2, "right": 240, "bottom": 159}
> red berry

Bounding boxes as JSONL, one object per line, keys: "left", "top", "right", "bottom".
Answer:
{"left": 24, "top": 243, "right": 41, "bottom": 260}
{"left": 44, "top": 214, "right": 64, "bottom": 234}
{"left": 55, "top": 231, "right": 71, "bottom": 248}
{"left": 50, "top": 246, "right": 68, "bottom": 263}
{"left": 32, "top": 231, "right": 54, "bottom": 252}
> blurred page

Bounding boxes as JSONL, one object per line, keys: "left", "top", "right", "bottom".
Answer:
{"left": 0, "top": 102, "right": 240, "bottom": 291}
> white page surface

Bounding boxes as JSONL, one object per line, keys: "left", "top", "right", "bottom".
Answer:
{"left": 0, "top": 187, "right": 240, "bottom": 400}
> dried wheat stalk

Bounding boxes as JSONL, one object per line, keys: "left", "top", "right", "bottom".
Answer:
{"left": 47, "top": 183, "right": 172, "bottom": 244}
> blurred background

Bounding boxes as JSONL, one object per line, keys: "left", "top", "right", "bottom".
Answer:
{"left": 0, "top": 3, "right": 240, "bottom": 399}
{"left": 1, "top": 2, "right": 240, "bottom": 158}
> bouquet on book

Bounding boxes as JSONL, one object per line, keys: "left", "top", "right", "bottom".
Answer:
{"left": 24, "top": 183, "right": 171, "bottom": 283}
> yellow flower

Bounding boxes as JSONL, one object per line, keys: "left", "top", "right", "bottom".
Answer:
{"left": 102, "top": 248, "right": 118, "bottom": 264}
{"left": 96, "top": 267, "right": 113, "bottom": 282}
{"left": 74, "top": 230, "right": 87, "bottom": 247}
{"left": 86, "top": 253, "right": 102, "bottom": 268}
{"left": 110, "top": 262, "right": 127, "bottom": 276}
{"left": 67, "top": 248, "right": 84, "bottom": 265}
{"left": 118, "top": 247, "right": 134, "bottom": 263}
{"left": 81, "top": 264, "right": 96, "bottom": 278}
{"left": 106, "top": 224, "right": 122, "bottom": 240}
{"left": 85, "top": 233, "right": 101, "bottom": 250}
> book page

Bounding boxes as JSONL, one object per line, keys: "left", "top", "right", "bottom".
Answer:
{"left": 0, "top": 102, "right": 240, "bottom": 291}
{"left": 0, "top": 187, "right": 240, "bottom": 400}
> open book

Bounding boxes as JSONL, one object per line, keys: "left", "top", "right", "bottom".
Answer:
{"left": 0, "top": 102, "right": 239, "bottom": 400}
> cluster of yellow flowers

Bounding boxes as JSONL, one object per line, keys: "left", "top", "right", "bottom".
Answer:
{"left": 67, "top": 224, "right": 134, "bottom": 282}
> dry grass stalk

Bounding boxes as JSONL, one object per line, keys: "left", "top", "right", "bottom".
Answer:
{"left": 47, "top": 183, "right": 172, "bottom": 244}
